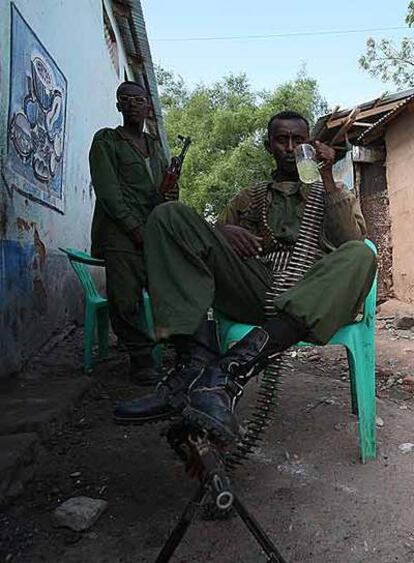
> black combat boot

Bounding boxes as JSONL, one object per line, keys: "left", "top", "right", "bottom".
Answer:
{"left": 129, "top": 355, "right": 162, "bottom": 386}
{"left": 184, "top": 317, "right": 306, "bottom": 443}
{"left": 113, "top": 319, "right": 220, "bottom": 425}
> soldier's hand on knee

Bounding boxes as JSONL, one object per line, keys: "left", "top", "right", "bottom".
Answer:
{"left": 217, "top": 224, "right": 262, "bottom": 259}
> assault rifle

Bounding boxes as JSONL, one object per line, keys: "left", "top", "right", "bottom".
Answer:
{"left": 160, "top": 135, "right": 191, "bottom": 196}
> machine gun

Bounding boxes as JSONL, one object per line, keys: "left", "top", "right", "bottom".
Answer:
{"left": 154, "top": 419, "right": 288, "bottom": 563}
{"left": 159, "top": 135, "right": 191, "bottom": 197}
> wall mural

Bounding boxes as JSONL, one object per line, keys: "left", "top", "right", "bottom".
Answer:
{"left": 5, "top": 4, "right": 67, "bottom": 212}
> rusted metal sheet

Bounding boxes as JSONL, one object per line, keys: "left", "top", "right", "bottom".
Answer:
{"left": 358, "top": 162, "right": 393, "bottom": 301}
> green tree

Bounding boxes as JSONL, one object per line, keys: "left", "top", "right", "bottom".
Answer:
{"left": 156, "top": 67, "right": 328, "bottom": 217}
{"left": 359, "top": 2, "right": 414, "bottom": 88}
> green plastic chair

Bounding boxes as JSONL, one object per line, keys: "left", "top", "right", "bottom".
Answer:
{"left": 138, "top": 289, "right": 162, "bottom": 368}
{"left": 59, "top": 248, "right": 109, "bottom": 373}
{"left": 60, "top": 248, "right": 160, "bottom": 372}
{"left": 217, "top": 240, "right": 377, "bottom": 464}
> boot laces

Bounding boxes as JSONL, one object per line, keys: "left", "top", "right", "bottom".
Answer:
{"left": 158, "top": 354, "right": 204, "bottom": 392}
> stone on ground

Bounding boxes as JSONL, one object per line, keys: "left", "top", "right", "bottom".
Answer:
{"left": 53, "top": 497, "right": 108, "bottom": 531}
{"left": 393, "top": 313, "right": 414, "bottom": 330}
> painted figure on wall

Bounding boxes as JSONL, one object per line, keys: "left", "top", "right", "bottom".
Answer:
{"left": 6, "top": 4, "right": 67, "bottom": 212}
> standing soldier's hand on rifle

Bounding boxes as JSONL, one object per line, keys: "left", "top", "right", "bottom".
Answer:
{"left": 163, "top": 183, "right": 180, "bottom": 201}
{"left": 160, "top": 135, "right": 191, "bottom": 202}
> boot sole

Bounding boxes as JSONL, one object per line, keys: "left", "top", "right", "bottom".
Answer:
{"left": 183, "top": 405, "right": 239, "bottom": 444}
{"left": 113, "top": 412, "right": 174, "bottom": 426}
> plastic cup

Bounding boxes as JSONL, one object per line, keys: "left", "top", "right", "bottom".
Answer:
{"left": 294, "top": 144, "right": 320, "bottom": 184}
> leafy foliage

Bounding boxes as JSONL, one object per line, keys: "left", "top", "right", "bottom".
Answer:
{"left": 156, "top": 67, "right": 328, "bottom": 216}
{"left": 359, "top": 2, "right": 414, "bottom": 89}
{"left": 407, "top": 1, "right": 414, "bottom": 25}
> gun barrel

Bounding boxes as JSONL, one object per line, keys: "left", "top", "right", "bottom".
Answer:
{"left": 178, "top": 136, "right": 191, "bottom": 161}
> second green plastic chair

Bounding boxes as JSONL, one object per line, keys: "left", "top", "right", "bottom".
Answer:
{"left": 60, "top": 248, "right": 160, "bottom": 372}
{"left": 59, "top": 248, "right": 109, "bottom": 373}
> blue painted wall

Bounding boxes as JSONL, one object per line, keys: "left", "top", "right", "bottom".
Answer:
{"left": 0, "top": 0, "right": 157, "bottom": 378}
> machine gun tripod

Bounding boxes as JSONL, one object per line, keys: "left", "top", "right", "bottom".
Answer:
{"left": 154, "top": 419, "right": 288, "bottom": 563}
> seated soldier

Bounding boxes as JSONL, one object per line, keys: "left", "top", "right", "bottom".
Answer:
{"left": 114, "top": 110, "right": 377, "bottom": 443}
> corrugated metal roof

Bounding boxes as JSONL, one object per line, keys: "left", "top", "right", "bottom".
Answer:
{"left": 357, "top": 92, "right": 414, "bottom": 144}
{"left": 313, "top": 87, "right": 414, "bottom": 147}
{"left": 317, "top": 87, "right": 414, "bottom": 125}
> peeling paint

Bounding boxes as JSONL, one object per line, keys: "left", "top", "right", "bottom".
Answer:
{"left": 0, "top": 202, "right": 8, "bottom": 237}
{"left": 33, "top": 277, "right": 45, "bottom": 295}
{"left": 33, "top": 228, "right": 46, "bottom": 269}
{"left": 33, "top": 276, "right": 47, "bottom": 313}
{"left": 16, "top": 217, "right": 32, "bottom": 232}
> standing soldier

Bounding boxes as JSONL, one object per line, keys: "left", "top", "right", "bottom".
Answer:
{"left": 89, "top": 81, "right": 170, "bottom": 384}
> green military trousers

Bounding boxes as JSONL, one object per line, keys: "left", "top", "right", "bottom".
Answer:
{"left": 144, "top": 202, "right": 377, "bottom": 345}
{"left": 104, "top": 250, "right": 154, "bottom": 365}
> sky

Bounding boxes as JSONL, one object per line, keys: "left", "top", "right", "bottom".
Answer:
{"left": 141, "top": 0, "right": 412, "bottom": 111}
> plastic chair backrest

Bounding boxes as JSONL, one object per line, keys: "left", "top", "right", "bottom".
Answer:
{"left": 359, "top": 239, "right": 377, "bottom": 328}
{"left": 59, "top": 247, "right": 104, "bottom": 300}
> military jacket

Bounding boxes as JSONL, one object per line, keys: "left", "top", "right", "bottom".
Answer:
{"left": 218, "top": 180, "right": 367, "bottom": 253}
{"left": 89, "top": 127, "right": 167, "bottom": 254}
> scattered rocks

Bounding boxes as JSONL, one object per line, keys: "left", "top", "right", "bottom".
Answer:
{"left": 402, "top": 375, "right": 414, "bottom": 386}
{"left": 53, "top": 496, "right": 108, "bottom": 531}
{"left": 376, "top": 416, "right": 384, "bottom": 428}
{"left": 307, "top": 353, "right": 321, "bottom": 362}
{"left": 324, "top": 398, "right": 337, "bottom": 405}
{"left": 399, "top": 443, "right": 414, "bottom": 454}
{"left": 393, "top": 313, "right": 414, "bottom": 331}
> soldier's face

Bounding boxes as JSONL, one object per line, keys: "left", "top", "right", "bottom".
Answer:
{"left": 266, "top": 119, "right": 309, "bottom": 173}
{"left": 117, "top": 84, "right": 149, "bottom": 124}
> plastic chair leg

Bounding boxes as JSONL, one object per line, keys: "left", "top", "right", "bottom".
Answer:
{"left": 84, "top": 304, "right": 96, "bottom": 373}
{"left": 97, "top": 306, "right": 109, "bottom": 359}
{"left": 142, "top": 292, "right": 155, "bottom": 339}
{"left": 141, "top": 291, "right": 163, "bottom": 368}
{"left": 346, "top": 348, "right": 358, "bottom": 416}
{"left": 346, "top": 344, "right": 376, "bottom": 463}
{"left": 152, "top": 345, "right": 162, "bottom": 369}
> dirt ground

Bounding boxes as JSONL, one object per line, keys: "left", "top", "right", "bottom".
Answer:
{"left": 1, "top": 315, "right": 414, "bottom": 563}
